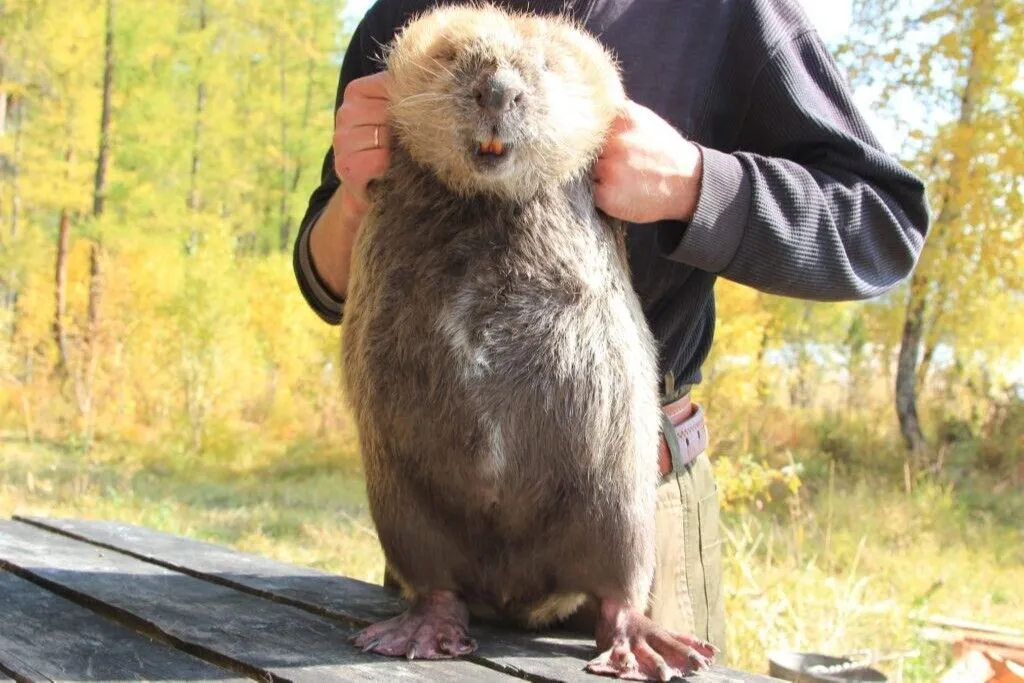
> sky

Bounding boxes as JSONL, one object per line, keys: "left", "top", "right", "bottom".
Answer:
{"left": 796, "top": 0, "right": 854, "bottom": 43}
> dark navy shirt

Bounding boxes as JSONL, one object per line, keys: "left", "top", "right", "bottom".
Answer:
{"left": 294, "top": 0, "right": 930, "bottom": 388}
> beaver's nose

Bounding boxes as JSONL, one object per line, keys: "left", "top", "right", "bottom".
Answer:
{"left": 473, "top": 71, "right": 524, "bottom": 114}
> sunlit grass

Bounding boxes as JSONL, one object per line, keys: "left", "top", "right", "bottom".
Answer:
{"left": 723, "top": 473, "right": 1024, "bottom": 679}
{"left": 1, "top": 434, "right": 1020, "bottom": 681}
{"left": 0, "top": 434, "right": 385, "bottom": 582}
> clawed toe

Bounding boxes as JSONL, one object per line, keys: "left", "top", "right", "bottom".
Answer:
{"left": 588, "top": 598, "right": 717, "bottom": 681}
{"left": 350, "top": 590, "right": 476, "bottom": 661}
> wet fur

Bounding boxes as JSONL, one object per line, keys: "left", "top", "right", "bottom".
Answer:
{"left": 341, "top": 4, "right": 661, "bottom": 628}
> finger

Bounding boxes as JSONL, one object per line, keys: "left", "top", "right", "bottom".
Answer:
{"left": 593, "top": 182, "right": 618, "bottom": 215}
{"left": 336, "top": 149, "right": 390, "bottom": 198}
{"left": 631, "top": 640, "right": 673, "bottom": 681}
{"left": 337, "top": 95, "right": 390, "bottom": 123}
{"left": 337, "top": 146, "right": 389, "bottom": 174}
{"left": 592, "top": 160, "right": 618, "bottom": 188}
{"left": 335, "top": 123, "right": 392, "bottom": 158}
{"left": 607, "top": 107, "right": 635, "bottom": 134}
{"left": 594, "top": 152, "right": 618, "bottom": 168}
{"left": 336, "top": 147, "right": 390, "bottom": 187}
{"left": 359, "top": 148, "right": 391, "bottom": 181}
{"left": 343, "top": 70, "right": 394, "bottom": 102}
{"left": 648, "top": 629, "right": 717, "bottom": 664}
{"left": 622, "top": 98, "right": 653, "bottom": 121}
{"left": 596, "top": 134, "right": 627, "bottom": 162}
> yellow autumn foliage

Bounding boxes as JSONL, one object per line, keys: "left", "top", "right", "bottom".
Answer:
{"left": 0, "top": 0, "right": 1020, "bottom": 478}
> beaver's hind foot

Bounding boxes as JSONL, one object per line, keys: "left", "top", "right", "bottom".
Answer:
{"left": 349, "top": 590, "right": 477, "bottom": 660}
{"left": 586, "top": 597, "right": 717, "bottom": 681}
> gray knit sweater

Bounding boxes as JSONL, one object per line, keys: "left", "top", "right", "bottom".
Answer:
{"left": 294, "top": 0, "right": 930, "bottom": 387}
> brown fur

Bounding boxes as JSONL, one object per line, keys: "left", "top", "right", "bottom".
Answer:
{"left": 341, "top": 4, "right": 661, "bottom": 628}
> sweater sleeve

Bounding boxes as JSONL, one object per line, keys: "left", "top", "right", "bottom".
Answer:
{"left": 292, "top": 15, "right": 384, "bottom": 325}
{"left": 657, "top": 29, "right": 931, "bottom": 302}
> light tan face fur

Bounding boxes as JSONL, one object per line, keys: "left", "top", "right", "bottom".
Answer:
{"left": 383, "top": 4, "right": 625, "bottom": 201}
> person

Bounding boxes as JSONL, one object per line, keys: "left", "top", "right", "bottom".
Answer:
{"left": 292, "top": 0, "right": 931, "bottom": 659}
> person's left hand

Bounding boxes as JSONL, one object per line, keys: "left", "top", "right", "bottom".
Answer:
{"left": 593, "top": 100, "right": 704, "bottom": 224}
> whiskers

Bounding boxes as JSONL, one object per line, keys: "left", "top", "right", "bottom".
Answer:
{"left": 394, "top": 56, "right": 457, "bottom": 82}
{"left": 389, "top": 58, "right": 461, "bottom": 115}
{"left": 392, "top": 91, "right": 452, "bottom": 109}
{"left": 427, "top": 57, "right": 457, "bottom": 80}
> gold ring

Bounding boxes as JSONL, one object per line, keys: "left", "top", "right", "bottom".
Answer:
{"left": 373, "top": 125, "right": 380, "bottom": 149}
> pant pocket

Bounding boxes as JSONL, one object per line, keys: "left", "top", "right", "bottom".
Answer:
{"left": 697, "top": 487, "right": 723, "bottom": 624}
{"left": 695, "top": 456, "right": 726, "bottom": 658}
{"left": 649, "top": 477, "right": 696, "bottom": 634}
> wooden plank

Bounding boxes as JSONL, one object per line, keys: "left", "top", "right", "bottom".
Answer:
{"left": 19, "top": 516, "right": 779, "bottom": 682}
{"left": 0, "top": 521, "right": 511, "bottom": 682}
{"left": 0, "top": 569, "right": 248, "bottom": 682}
{"left": 16, "top": 517, "right": 603, "bottom": 682}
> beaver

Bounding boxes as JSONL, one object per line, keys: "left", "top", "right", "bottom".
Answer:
{"left": 340, "top": 5, "right": 717, "bottom": 680}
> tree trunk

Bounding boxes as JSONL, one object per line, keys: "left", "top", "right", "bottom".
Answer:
{"left": 188, "top": 0, "right": 206, "bottom": 213}
{"left": 896, "top": 273, "right": 927, "bottom": 453}
{"left": 53, "top": 148, "right": 74, "bottom": 379}
{"left": 893, "top": 0, "right": 990, "bottom": 455}
{"left": 186, "top": 0, "right": 207, "bottom": 255}
{"left": 92, "top": 0, "right": 114, "bottom": 218}
{"left": 755, "top": 323, "right": 772, "bottom": 407}
{"left": 916, "top": 338, "right": 938, "bottom": 390}
{"left": 82, "top": 243, "right": 102, "bottom": 439}
{"left": 845, "top": 313, "right": 866, "bottom": 410}
{"left": 0, "top": 63, "right": 21, "bottom": 323}
{"left": 187, "top": 76, "right": 206, "bottom": 212}
{"left": 279, "top": 57, "right": 317, "bottom": 252}
{"left": 277, "top": 35, "right": 290, "bottom": 252}
{"left": 0, "top": 53, "right": 8, "bottom": 137}
{"left": 82, "top": 0, "right": 115, "bottom": 444}
{"left": 7, "top": 92, "right": 24, "bottom": 241}
{"left": 789, "top": 303, "right": 814, "bottom": 408}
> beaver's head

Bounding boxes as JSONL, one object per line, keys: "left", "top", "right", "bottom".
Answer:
{"left": 383, "top": 5, "right": 625, "bottom": 201}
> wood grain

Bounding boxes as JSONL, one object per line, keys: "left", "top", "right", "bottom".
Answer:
{"left": 0, "top": 569, "right": 248, "bottom": 682}
{"left": 18, "top": 516, "right": 780, "bottom": 682}
{"left": 0, "top": 520, "right": 511, "bottom": 682}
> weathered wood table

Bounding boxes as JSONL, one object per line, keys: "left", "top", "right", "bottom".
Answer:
{"left": 0, "top": 516, "right": 777, "bottom": 682}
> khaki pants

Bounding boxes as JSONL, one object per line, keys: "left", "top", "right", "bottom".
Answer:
{"left": 556, "top": 442, "right": 728, "bottom": 658}
{"left": 649, "top": 449, "right": 727, "bottom": 661}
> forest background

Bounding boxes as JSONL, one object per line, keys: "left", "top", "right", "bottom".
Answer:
{"left": 1, "top": 0, "right": 1022, "bottom": 679}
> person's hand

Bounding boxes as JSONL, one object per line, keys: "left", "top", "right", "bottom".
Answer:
{"left": 593, "top": 100, "right": 704, "bottom": 224}
{"left": 333, "top": 71, "right": 394, "bottom": 211}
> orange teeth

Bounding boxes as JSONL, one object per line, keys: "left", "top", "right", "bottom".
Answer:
{"left": 478, "top": 138, "right": 505, "bottom": 155}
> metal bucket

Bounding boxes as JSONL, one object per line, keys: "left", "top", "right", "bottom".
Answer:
{"left": 768, "top": 651, "right": 889, "bottom": 682}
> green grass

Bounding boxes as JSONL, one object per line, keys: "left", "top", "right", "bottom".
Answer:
{"left": 1, "top": 434, "right": 1021, "bottom": 681}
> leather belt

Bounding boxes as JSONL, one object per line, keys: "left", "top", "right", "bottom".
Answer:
{"left": 657, "top": 393, "right": 708, "bottom": 478}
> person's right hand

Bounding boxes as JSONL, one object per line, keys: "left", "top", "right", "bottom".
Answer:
{"left": 333, "top": 71, "right": 394, "bottom": 211}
